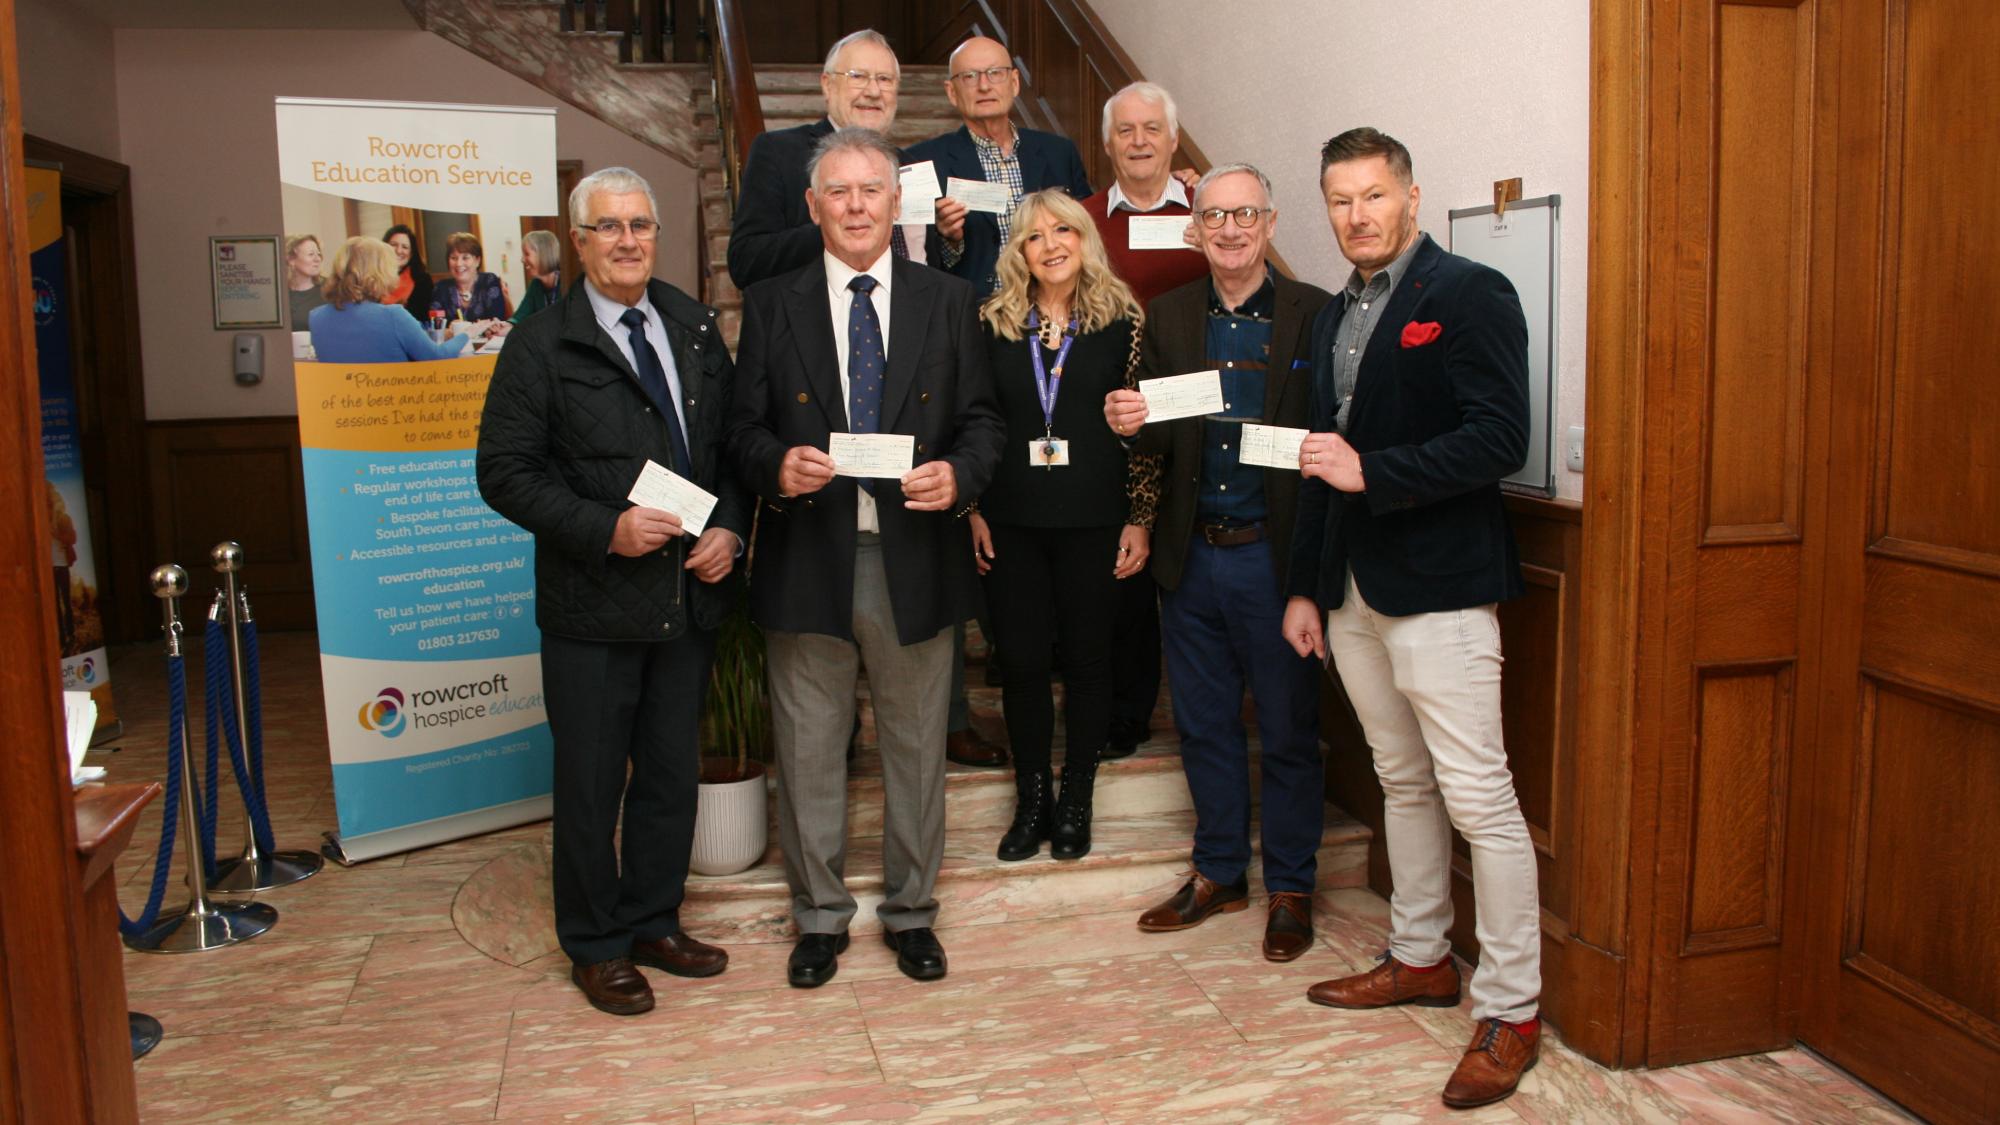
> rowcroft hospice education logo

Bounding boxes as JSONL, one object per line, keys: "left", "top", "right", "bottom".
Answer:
{"left": 77, "top": 656, "right": 97, "bottom": 684}
{"left": 355, "top": 672, "right": 539, "bottom": 740}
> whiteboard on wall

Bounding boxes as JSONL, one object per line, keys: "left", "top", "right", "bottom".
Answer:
{"left": 1448, "top": 195, "right": 1558, "bottom": 497}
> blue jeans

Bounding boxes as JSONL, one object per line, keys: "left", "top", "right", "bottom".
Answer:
{"left": 1159, "top": 538, "right": 1324, "bottom": 893}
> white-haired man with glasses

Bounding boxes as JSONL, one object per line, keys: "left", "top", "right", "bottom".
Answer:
{"left": 1103, "top": 163, "right": 1333, "bottom": 964}
{"left": 479, "top": 166, "right": 750, "bottom": 1017}
{"left": 728, "top": 28, "right": 909, "bottom": 291}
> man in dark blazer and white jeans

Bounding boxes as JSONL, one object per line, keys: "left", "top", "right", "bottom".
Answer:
{"left": 478, "top": 167, "right": 748, "bottom": 1017}
{"left": 1282, "top": 128, "right": 1540, "bottom": 1110}
{"left": 726, "top": 127, "right": 1004, "bottom": 989}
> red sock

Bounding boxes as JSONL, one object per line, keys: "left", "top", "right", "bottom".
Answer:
{"left": 1502, "top": 1016, "right": 1540, "bottom": 1037}
{"left": 1401, "top": 957, "right": 1450, "bottom": 974}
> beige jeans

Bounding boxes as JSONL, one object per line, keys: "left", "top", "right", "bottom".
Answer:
{"left": 1326, "top": 574, "right": 1541, "bottom": 1022}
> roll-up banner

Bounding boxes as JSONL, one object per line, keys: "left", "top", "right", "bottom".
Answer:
{"left": 276, "top": 97, "right": 558, "bottom": 862}
{"left": 28, "top": 164, "right": 121, "bottom": 740}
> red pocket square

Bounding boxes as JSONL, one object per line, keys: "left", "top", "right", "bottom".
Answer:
{"left": 1401, "top": 321, "right": 1443, "bottom": 348}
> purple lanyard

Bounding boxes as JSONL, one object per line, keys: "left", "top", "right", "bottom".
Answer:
{"left": 1026, "top": 308, "right": 1079, "bottom": 436}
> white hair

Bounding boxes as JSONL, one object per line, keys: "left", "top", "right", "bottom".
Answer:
{"left": 807, "top": 127, "right": 902, "bottom": 191}
{"left": 823, "top": 28, "right": 900, "bottom": 77}
{"left": 1195, "top": 162, "right": 1275, "bottom": 210}
{"left": 1101, "top": 81, "right": 1178, "bottom": 144}
{"left": 569, "top": 167, "right": 659, "bottom": 228}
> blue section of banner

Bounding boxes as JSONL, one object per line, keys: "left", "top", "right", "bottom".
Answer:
{"left": 302, "top": 447, "right": 537, "bottom": 664}
{"left": 331, "top": 726, "right": 554, "bottom": 839}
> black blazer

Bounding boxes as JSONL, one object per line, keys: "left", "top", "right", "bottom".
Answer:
{"left": 725, "top": 255, "right": 1006, "bottom": 644}
{"left": 979, "top": 318, "right": 1138, "bottom": 529}
{"left": 903, "top": 125, "right": 1093, "bottom": 296}
{"left": 477, "top": 280, "right": 751, "bottom": 640}
{"left": 1288, "top": 235, "right": 1530, "bottom": 617}
{"left": 726, "top": 118, "right": 835, "bottom": 292}
{"left": 1136, "top": 271, "right": 1333, "bottom": 592}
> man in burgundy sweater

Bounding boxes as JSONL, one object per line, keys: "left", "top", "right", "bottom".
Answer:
{"left": 1081, "top": 82, "right": 1209, "bottom": 758}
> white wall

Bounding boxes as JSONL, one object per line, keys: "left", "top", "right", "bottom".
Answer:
{"left": 97, "top": 28, "right": 701, "bottom": 420}
{"left": 1092, "top": 0, "right": 1591, "bottom": 500}
{"left": 14, "top": 0, "right": 121, "bottom": 156}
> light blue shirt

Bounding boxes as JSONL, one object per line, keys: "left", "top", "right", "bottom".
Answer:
{"left": 584, "top": 279, "right": 688, "bottom": 450}
{"left": 308, "top": 301, "right": 472, "bottom": 364}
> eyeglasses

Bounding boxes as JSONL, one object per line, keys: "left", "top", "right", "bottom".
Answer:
{"left": 949, "top": 64, "right": 1016, "bottom": 86}
{"left": 579, "top": 219, "right": 660, "bottom": 241}
{"left": 1196, "top": 206, "right": 1273, "bottom": 230}
{"left": 829, "top": 69, "right": 898, "bottom": 89}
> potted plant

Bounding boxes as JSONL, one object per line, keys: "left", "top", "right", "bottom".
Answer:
{"left": 689, "top": 602, "right": 771, "bottom": 876}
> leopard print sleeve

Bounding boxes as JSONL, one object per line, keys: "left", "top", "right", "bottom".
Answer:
{"left": 1121, "top": 320, "right": 1162, "bottom": 530}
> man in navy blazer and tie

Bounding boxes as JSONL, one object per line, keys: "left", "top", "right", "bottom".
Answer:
{"left": 726, "top": 127, "right": 1004, "bottom": 989}
{"left": 905, "top": 35, "right": 1093, "bottom": 297}
{"left": 1282, "top": 128, "right": 1540, "bottom": 1110}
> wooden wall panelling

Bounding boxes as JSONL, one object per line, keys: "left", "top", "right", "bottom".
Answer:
{"left": 145, "top": 419, "right": 317, "bottom": 632}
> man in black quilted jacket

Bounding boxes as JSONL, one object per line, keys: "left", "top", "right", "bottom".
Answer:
{"left": 478, "top": 167, "right": 752, "bottom": 1017}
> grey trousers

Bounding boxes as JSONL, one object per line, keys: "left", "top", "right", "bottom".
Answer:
{"left": 766, "top": 536, "right": 953, "bottom": 935}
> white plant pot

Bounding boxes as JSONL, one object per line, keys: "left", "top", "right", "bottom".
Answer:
{"left": 690, "top": 770, "right": 768, "bottom": 876}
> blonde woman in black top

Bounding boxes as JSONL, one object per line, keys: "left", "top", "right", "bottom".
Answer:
{"left": 971, "top": 188, "right": 1162, "bottom": 861}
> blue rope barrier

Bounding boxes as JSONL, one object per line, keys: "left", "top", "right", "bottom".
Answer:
{"left": 205, "top": 613, "right": 276, "bottom": 863}
{"left": 240, "top": 617, "right": 275, "bottom": 854}
{"left": 119, "top": 648, "right": 187, "bottom": 938}
{"left": 201, "top": 618, "right": 226, "bottom": 878}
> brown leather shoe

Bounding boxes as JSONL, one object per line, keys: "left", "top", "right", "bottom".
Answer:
{"left": 1137, "top": 871, "right": 1250, "bottom": 931}
{"left": 571, "top": 956, "right": 654, "bottom": 1016}
{"left": 631, "top": 931, "right": 728, "bottom": 978}
{"left": 946, "top": 728, "right": 1008, "bottom": 769}
{"left": 1306, "top": 952, "right": 1462, "bottom": 1009}
{"left": 1263, "top": 892, "right": 1314, "bottom": 962}
{"left": 1442, "top": 1018, "right": 1540, "bottom": 1108}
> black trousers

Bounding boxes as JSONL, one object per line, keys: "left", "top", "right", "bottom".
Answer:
{"left": 1110, "top": 568, "right": 1162, "bottom": 733}
{"left": 980, "top": 522, "right": 1121, "bottom": 776}
{"left": 541, "top": 627, "right": 715, "bottom": 966}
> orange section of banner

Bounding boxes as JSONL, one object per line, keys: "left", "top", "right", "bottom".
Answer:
{"left": 296, "top": 355, "right": 498, "bottom": 453}
{"left": 25, "top": 167, "right": 61, "bottom": 254}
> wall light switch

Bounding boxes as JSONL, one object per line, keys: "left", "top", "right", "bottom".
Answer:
{"left": 1564, "top": 426, "right": 1585, "bottom": 472}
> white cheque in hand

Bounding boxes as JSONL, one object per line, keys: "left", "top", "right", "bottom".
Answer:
{"left": 1238, "top": 423, "right": 1310, "bottom": 469}
{"left": 898, "top": 160, "right": 941, "bottom": 224}
{"left": 626, "top": 459, "right": 718, "bottom": 536}
{"left": 829, "top": 432, "right": 916, "bottom": 479}
{"left": 1127, "top": 214, "right": 1196, "bottom": 250}
{"left": 945, "top": 177, "right": 1014, "bottom": 214}
{"left": 1137, "top": 370, "right": 1226, "bottom": 423}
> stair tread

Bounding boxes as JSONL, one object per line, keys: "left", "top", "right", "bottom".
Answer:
{"left": 686, "top": 806, "right": 1369, "bottom": 897}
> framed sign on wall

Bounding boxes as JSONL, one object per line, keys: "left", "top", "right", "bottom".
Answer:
{"left": 209, "top": 235, "right": 282, "bottom": 329}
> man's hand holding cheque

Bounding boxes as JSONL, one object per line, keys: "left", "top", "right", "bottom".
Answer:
{"left": 1299, "top": 430, "right": 1366, "bottom": 492}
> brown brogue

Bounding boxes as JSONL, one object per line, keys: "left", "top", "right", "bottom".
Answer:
{"left": 1442, "top": 1018, "right": 1540, "bottom": 1108}
{"left": 1306, "top": 952, "right": 1462, "bottom": 1009}
{"left": 632, "top": 931, "right": 729, "bottom": 978}
{"left": 945, "top": 728, "right": 1009, "bottom": 769}
{"left": 1262, "top": 892, "right": 1314, "bottom": 962}
{"left": 1137, "top": 871, "right": 1249, "bottom": 931}
{"left": 571, "top": 956, "right": 654, "bottom": 1016}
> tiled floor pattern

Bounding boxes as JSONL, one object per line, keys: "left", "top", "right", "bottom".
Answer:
{"left": 92, "top": 633, "right": 1915, "bottom": 1122}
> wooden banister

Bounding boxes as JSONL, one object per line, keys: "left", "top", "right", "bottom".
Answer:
{"left": 703, "top": 0, "right": 765, "bottom": 212}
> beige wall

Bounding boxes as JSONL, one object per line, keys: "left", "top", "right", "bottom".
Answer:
{"left": 31, "top": 26, "right": 701, "bottom": 420}
{"left": 1092, "top": 0, "right": 1591, "bottom": 500}
{"left": 15, "top": 0, "right": 121, "bottom": 156}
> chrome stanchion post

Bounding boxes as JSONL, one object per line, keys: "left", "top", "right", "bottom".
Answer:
{"left": 127, "top": 564, "right": 276, "bottom": 953}
{"left": 207, "top": 541, "right": 323, "bottom": 893}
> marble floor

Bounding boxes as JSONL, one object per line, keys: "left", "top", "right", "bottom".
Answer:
{"left": 93, "top": 632, "right": 1915, "bottom": 1124}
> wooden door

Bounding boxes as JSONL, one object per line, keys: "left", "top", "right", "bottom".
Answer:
{"left": 1797, "top": 1, "right": 2000, "bottom": 1120}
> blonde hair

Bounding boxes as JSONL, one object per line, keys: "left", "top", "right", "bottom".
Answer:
{"left": 981, "top": 189, "right": 1141, "bottom": 341}
{"left": 322, "top": 236, "right": 401, "bottom": 309}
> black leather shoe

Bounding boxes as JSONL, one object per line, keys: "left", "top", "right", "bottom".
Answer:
{"left": 882, "top": 926, "right": 948, "bottom": 981}
{"left": 787, "top": 931, "right": 850, "bottom": 989}
{"left": 1100, "top": 719, "right": 1145, "bottom": 760}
